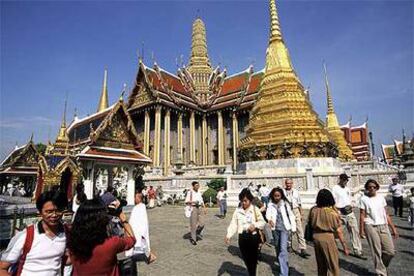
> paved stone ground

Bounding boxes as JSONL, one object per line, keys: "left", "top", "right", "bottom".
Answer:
{"left": 136, "top": 206, "right": 414, "bottom": 276}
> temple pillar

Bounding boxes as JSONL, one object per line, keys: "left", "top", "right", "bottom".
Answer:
{"left": 189, "top": 111, "right": 196, "bottom": 164}
{"left": 153, "top": 106, "right": 162, "bottom": 167}
{"left": 202, "top": 115, "right": 208, "bottom": 166}
{"left": 218, "top": 111, "right": 225, "bottom": 165}
{"left": 232, "top": 112, "right": 239, "bottom": 171}
{"left": 177, "top": 113, "right": 183, "bottom": 161}
{"left": 144, "top": 110, "right": 150, "bottom": 155}
{"left": 163, "top": 109, "right": 171, "bottom": 175}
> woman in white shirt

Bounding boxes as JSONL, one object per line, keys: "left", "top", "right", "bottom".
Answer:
{"left": 225, "top": 188, "right": 265, "bottom": 276}
{"left": 359, "top": 179, "right": 398, "bottom": 276}
{"left": 266, "top": 187, "right": 296, "bottom": 276}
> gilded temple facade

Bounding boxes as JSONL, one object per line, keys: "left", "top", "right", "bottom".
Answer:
{"left": 127, "top": 0, "right": 359, "bottom": 176}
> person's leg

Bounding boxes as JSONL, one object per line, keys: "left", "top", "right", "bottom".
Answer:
{"left": 219, "top": 201, "right": 223, "bottom": 216}
{"left": 278, "top": 230, "right": 289, "bottom": 276}
{"left": 239, "top": 233, "right": 258, "bottom": 276}
{"left": 393, "top": 197, "right": 398, "bottom": 216}
{"left": 272, "top": 230, "right": 280, "bottom": 259}
{"left": 190, "top": 208, "right": 197, "bottom": 242}
{"left": 398, "top": 196, "right": 403, "bottom": 217}
{"left": 347, "top": 213, "right": 363, "bottom": 255}
{"left": 313, "top": 237, "right": 327, "bottom": 276}
{"left": 410, "top": 208, "right": 414, "bottom": 227}
{"left": 365, "top": 224, "right": 387, "bottom": 276}
{"left": 378, "top": 225, "right": 395, "bottom": 268}
{"left": 223, "top": 200, "right": 227, "bottom": 217}
{"left": 196, "top": 208, "right": 205, "bottom": 236}
{"left": 293, "top": 208, "right": 307, "bottom": 252}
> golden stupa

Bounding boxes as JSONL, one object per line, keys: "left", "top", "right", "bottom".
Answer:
{"left": 239, "top": 0, "right": 337, "bottom": 161}
{"left": 323, "top": 63, "right": 354, "bottom": 160}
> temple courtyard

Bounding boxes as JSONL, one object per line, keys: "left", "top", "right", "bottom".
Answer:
{"left": 135, "top": 205, "right": 414, "bottom": 276}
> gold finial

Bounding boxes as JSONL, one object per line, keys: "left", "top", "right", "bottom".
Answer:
{"left": 269, "top": 0, "right": 282, "bottom": 42}
{"left": 97, "top": 68, "right": 109, "bottom": 112}
{"left": 323, "top": 62, "right": 335, "bottom": 114}
{"left": 57, "top": 97, "right": 68, "bottom": 140}
{"left": 188, "top": 17, "right": 211, "bottom": 71}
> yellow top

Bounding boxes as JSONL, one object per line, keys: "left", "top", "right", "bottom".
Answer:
{"left": 97, "top": 68, "right": 109, "bottom": 112}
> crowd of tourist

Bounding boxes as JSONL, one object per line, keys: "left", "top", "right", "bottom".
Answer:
{"left": 0, "top": 174, "right": 411, "bottom": 276}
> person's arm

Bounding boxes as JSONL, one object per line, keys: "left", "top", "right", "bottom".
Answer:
{"left": 265, "top": 205, "right": 275, "bottom": 228}
{"left": 0, "top": 229, "right": 26, "bottom": 275}
{"left": 359, "top": 209, "right": 366, "bottom": 239}
{"left": 336, "top": 225, "right": 350, "bottom": 255}
{"left": 386, "top": 210, "right": 399, "bottom": 239}
{"left": 225, "top": 210, "right": 238, "bottom": 244}
{"left": 119, "top": 212, "right": 135, "bottom": 239}
{"left": 0, "top": 261, "right": 12, "bottom": 276}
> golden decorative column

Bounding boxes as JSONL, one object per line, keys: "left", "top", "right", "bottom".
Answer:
{"left": 153, "top": 106, "right": 162, "bottom": 167}
{"left": 202, "top": 115, "right": 208, "bottom": 166}
{"left": 232, "top": 112, "right": 239, "bottom": 171}
{"left": 177, "top": 113, "right": 183, "bottom": 160}
{"left": 163, "top": 109, "right": 171, "bottom": 175}
{"left": 189, "top": 112, "right": 196, "bottom": 164}
{"left": 217, "top": 111, "right": 225, "bottom": 165}
{"left": 143, "top": 110, "right": 150, "bottom": 155}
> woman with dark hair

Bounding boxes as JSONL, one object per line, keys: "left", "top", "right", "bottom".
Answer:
{"left": 72, "top": 183, "right": 87, "bottom": 215}
{"left": 309, "top": 189, "right": 349, "bottom": 276}
{"left": 68, "top": 198, "right": 135, "bottom": 276}
{"left": 225, "top": 188, "right": 265, "bottom": 276}
{"left": 359, "top": 179, "right": 397, "bottom": 276}
{"left": 266, "top": 187, "right": 296, "bottom": 276}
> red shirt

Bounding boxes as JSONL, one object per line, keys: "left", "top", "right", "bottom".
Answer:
{"left": 148, "top": 189, "right": 156, "bottom": 199}
{"left": 71, "top": 236, "right": 136, "bottom": 276}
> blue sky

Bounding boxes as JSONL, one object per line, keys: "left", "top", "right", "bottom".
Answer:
{"left": 0, "top": 0, "right": 413, "bottom": 160}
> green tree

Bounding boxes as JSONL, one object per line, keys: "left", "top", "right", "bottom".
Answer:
{"left": 207, "top": 178, "right": 226, "bottom": 191}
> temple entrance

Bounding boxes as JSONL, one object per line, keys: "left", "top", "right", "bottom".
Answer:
{"left": 60, "top": 167, "right": 73, "bottom": 202}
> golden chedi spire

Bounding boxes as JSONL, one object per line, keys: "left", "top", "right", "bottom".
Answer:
{"left": 323, "top": 63, "right": 353, "bottom": 160}
{"left": 240, "top": 0, "right": 336, "bottom": 160}
{"left": 97, "top": 68, "right": 109, "bottom": 112}
{"left": 51, "top": 97, "right": 70, "bottom": 156}
{"left": 187, "top": 16, "right": 213, "bottom": 102}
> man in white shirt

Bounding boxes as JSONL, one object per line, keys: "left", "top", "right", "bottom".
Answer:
{"left": 126, "top": 191, "right": 156, "bottom": 263}
{"left": 216, "top": 186, "right": 227, "bottom": 218}
{"left": 332, "top": 173, "right": 366, "bottom": 259}
{"left": 388, "top": 177, "right": 404, "bottom": 217}
{"left": 259, "top": 184, "right": 270, "bottom": 206}
{"left": 283, "top": 178, "right": 309, "bottom": 258}
{"left": 185, "top": 181, "right": 206, "bottom": 245}
{"left": 0, "top": 191, "right": 68, "bottom": 275}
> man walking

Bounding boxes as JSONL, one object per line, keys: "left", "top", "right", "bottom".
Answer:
{"left": 283, "top": 178, "right": 310, "bottom": 258}
{"left": 185, "top": 181, "right": 206, "bottom": 245}
{"left": 389, "top": 177, "right": 404, "bottom": 217}
{"left": 332, "top": 173, "right": 366, "bottom": 259}
{"left": 216, "top": 186, "right": 227, "bottom": 218}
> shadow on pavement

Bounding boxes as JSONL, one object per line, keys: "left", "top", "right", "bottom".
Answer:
{"left": 217, "top": 261, "right": 247, "bottom": 276}
{"left": 398, "top": 234, "right": 414, "bottom": 241}
{"left": 339, "top": 258, "right": 375, "bottom": 276}
{"left": 395, "top": 225, "right": 413, "bottom": 231}
{"left": 399, "top": 250, "right": 414, "bottom": 257}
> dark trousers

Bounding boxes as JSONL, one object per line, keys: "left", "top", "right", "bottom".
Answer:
{"left": 392, "top": 196, "right": 403, "bottom": 217}
{"left": 238, "top": 232, "right": 260, "bottom": 276}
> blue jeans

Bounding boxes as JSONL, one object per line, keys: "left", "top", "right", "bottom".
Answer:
{"left": 273, "top": 229, "right": 289, "bottom": 276}
{"left": 219, "top": 199, "right": 227, "bottom": 216}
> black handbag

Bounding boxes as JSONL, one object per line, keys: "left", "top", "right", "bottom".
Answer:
{"left": 118, "top": 256, "right": 137, "bottom": 276}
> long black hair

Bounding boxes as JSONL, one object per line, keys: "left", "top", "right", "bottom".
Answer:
{"left": 75, "top": 183, "right": 87, "bottom": 204}
{"left": 269, "top": 187, "right": 288, "bottom": 204}
{"left": 68, "top": 198, "right": 110, "bottom": 262}
{"left": 316, "top": 189, "right": 336, "bottom": 208}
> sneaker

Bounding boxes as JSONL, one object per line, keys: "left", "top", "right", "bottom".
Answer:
{"left": 190, "top": 239, "right": 197, "bottom": 245}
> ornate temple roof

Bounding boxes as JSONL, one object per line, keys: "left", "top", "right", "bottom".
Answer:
{"left": 77, "top": 146, "right": 151, "bottom": 164}
{"left": 0, "top": 139, "right": 40, "bottom": 175}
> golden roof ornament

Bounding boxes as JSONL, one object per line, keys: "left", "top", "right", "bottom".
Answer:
{"left": 50, "top": 98, "right": 69, "bottom": 156}
{"left": 239, "top": 0, "right": 336, "bottom": 160}
{"left": 97, "top": 68, "right": 109, "bottom": 112}
{"left": 187, "top": 16, "right": 213, "bottom": 102}
{"left": 323, "top": 62, "right": 353, "bottom": 160}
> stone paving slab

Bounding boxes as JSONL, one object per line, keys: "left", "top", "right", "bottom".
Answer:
{"left": 136, "top": 206, "right": 414, "bottom": 276}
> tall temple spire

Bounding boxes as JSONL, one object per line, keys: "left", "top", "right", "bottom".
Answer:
{"left": 187, "top": 16, "right": 213, "bottom": 102}
{"left": 97, "top": 68, "right": 109, "bottom": 112}
{"left": 269, "top": 0, "right": 282, "bottom": 42}
{"left": 51, "top": 97, "right": 70, "bottom": 156}
{"left": 239, "top": 0, "right": 337, "bottom": 160}
{"left": 324, "top": 62, "right": 335, "bottom": 114}
{"left": 323, "top": 63, "right": 354, "bottom": 160}
{"left": 58, "top": 96, "right": 68, "bottom": 140}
